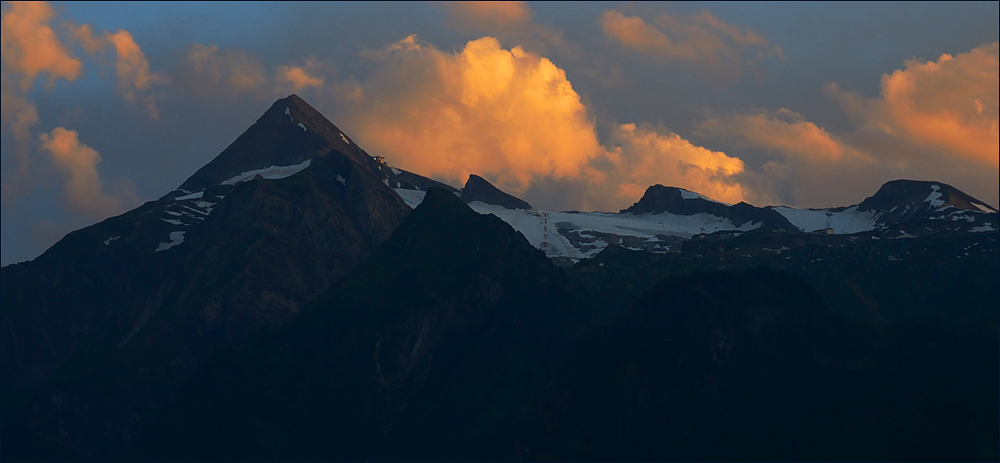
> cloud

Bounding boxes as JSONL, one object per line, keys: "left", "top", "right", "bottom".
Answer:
{"left": 696, "top": 41, "right": 1000, "bottom": 209}
{"left": 276, "top": 61, "right": 324, "bottom": 92}
{"left": 609, "top": 123, "right": 747, "bottom": 204}
{"left": 699, "top": 108, "right": 870, "bottom": 162}
{"left": 67, "top": 23, "right": 168, "bottom": 118}
{"left": 346, "top": 35, "right": 607, "bottom": 193}
{"left": 441, "top": 1, "right": 532, "bottom": 30}
{"left": 172, "top": 43, "right": 268, "bottom": 98}
{"left": 828, "top": 42, "right": 999, "bottom": 168}
{"left": 600, "top": 9, "right": 782, "bottom": 85}
{"left": 342, "top": 35, "right": 749, "bottom": 210}
{"left": 38, "top": 127, "right": 138, "bottom": 220}
{"left": 0, "top": 71, "right": 39, "bottom": 204}
{"left": 0, "top": 1, "right": 82, "bottom": 88}
{"left": 698, "top": 109, "right": 880, "bottom": 207}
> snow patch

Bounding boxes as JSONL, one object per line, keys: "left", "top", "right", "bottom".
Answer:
{"left": 680, "top": 189, "right": 727, "bottom": 204}
{"left": 155, "top": 231, "right": 186, "bottom": 252}
{"left": 336, "top": 174, "right": 346, "bottom": 185}
{"left": 297, "top": 123, "right": 307, "bottom": 132}
{"left": 284, "top": 107, "right": 293, "bottom": 121}
{"left": 970, "top": 223, "right": 996, "bottom": 233}
{"left": 772, "top": 206, "right": 877, "bottom": 234}
{"left": 103, "top": 236, "right": 120, "bottom": 245}
{"left": 391, "top": 167, "right": 402, "bottom": 175}
{"left": 221, "top": 159, "right": 311, "bottom": 185}
{"left": 393, "top": 188, "right": 426, "bottom": 209}
{"left": 340, "top": 133, "right": 350, "bottom": 144}
{"left": 175, "top": 191, "right": 203, "bottom": 201}
{"left": 162, "top": 219, "right": 184, "bottom": 226}
{"left": 924, "top": 184, "right": 945, "bottom": 207}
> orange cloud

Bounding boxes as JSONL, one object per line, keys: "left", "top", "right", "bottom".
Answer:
{"left": 0, "top": 1, "right": 82, "bottom": 88}
{"left": 611, "top": 123, "right": 746, "bottom": 204}
{"left": 276, "top": 63, "right": 324, "bottom": 92}
{"left": 347, "top": 36, "right": 606, "bottom": 193}
{"left": 343, "top": 35, "right": 750, "bottom": 210}
{"left": 845, "top": 42, "right": 998, "bottom": 167}
{"left": 697, "top": 109, "right": 881, "bottom": 207}
{"left": 68, "top": 24, "right": 168, "bottom": 118}
{"left": 39, "top": 127, "right": 137, "bottom": 220}
{"left": 600, "top": 9, "right": 781, "bottom": 85}
{"left": 699, "top": 108, "right": 869, "bottom": 162}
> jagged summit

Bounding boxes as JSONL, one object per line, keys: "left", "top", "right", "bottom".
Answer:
{"left": 172, "top": 95, "right": 372, "bottom": 195}
{"left": 461, "top": 174, "right": 532, "bottom": 210}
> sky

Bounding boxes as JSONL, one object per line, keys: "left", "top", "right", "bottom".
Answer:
{"left": 2, "top": 1, "right": 998, "bottom": 265}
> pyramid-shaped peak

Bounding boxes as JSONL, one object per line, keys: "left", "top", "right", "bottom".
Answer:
{"left": 173, "top": 95, "right": 373, "bottom": 195}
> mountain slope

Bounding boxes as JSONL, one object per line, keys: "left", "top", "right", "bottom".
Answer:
{"left": 136, "top": 187, "right": 591, "bottom": 461}
{"left": 0, "top": 97, "right": 411, "bottom": 460}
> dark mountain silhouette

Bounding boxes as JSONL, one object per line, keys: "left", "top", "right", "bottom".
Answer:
{"left": 0, "top": 97, "right": 411, "bottom": 460}
{"left": 620, "top": 184, "right": 797, "bottom": 230}
{"left": 136, "top": 187, "right": 590, "bottom": 461}
{"left": 173, "top": 94, "right": 374, "bottom": 195}
{"left": 2, "top": 95, "right": 996, "bottom": 462}
{"left": 855, "top": 179, "right": 998, "bottom": 229}
{"left": 461, "top": 174, "right": 532, "bottom": 209}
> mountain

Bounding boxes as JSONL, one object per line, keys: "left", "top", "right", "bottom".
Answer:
{"left": 771, "top": 179, "right": 997, "bottom": 235}
{"left": 621, "top": 184, "right": 797, "bottom": 230}
{"left": 135, "top": 187, "right": 591, "bottom": 461}
{"left": 0, "top": 95, "right": 412, "bottom": 459}
{"left": 461, "top": 174, "right": 532, "bottom": 209}
{"left": 2, "top": 94, "right": 996, "bottom": 461}
{"left": 386, "top": 178, "right": 997, "bottom": 267}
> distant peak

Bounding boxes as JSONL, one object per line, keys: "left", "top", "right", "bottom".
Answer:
{"left": 461, "top": 174, "right": 532, "bottom": 210}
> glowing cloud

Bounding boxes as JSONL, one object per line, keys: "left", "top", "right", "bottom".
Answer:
{"left": 610, "top": 123, "right": 746, "bottom": 204}
{"left": 276, "top": 63, "right": 324, "bottom": 92}
{"left": 830, "top": 42, "right": 999, "bottom": 168}
{"left": 600, "top": 9, "right": 781, "bottom": 84}
{"left": 344, "top": 35, "right": 749, "bottom": 210}
{"left": 0, "top": 1, "right": 82, "bottom": 88}
{"left": 699, "top": 108, "right": 869, "bottom": 162}
{"left": 68, "top": 24, "right": 168, "bottom": 118}
{"left": 39, "top": 127, "right": 137, "bottom": 220}
{"left": 348, "top": 35, "right": 606, "bottom": 192}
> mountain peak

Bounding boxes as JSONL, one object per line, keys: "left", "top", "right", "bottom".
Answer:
{"left": 621, "top": 184, "right": 723, "bottom": 214}
{"left": 858, "top": 179, "right": 997, "bottom": 214}
{"left": 461, "top": 174, "right": 532, "bottom": 210}
{"left": 173, "top": 95, "right": 372, "bottom": 195}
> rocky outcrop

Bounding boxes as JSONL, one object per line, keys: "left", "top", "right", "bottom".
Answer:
{"left": 461, "top": 174, "right": 532, "bottom": 210}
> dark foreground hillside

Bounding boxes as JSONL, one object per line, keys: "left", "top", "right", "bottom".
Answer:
{"left": 132, "top": 190, "right": 998, "bottom": 461}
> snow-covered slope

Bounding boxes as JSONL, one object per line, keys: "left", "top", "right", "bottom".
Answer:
{"left": 394, "top": 187, "right": 760, "bottom": 264}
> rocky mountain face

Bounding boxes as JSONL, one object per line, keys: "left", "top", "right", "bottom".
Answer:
{"left": 135, "top": 188, "right": 591, "bottom": 461}
{"left": 0, "top": 96, "right": 411, "bottom": 459}
{"left": 857, "top": 179, "right": 998, "bottom": 229}
{"left": 461, "top": 174, "right": 532, "bottom": 209}
{"left": 620, "top": 184, "right": 796, "bottom": 230}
